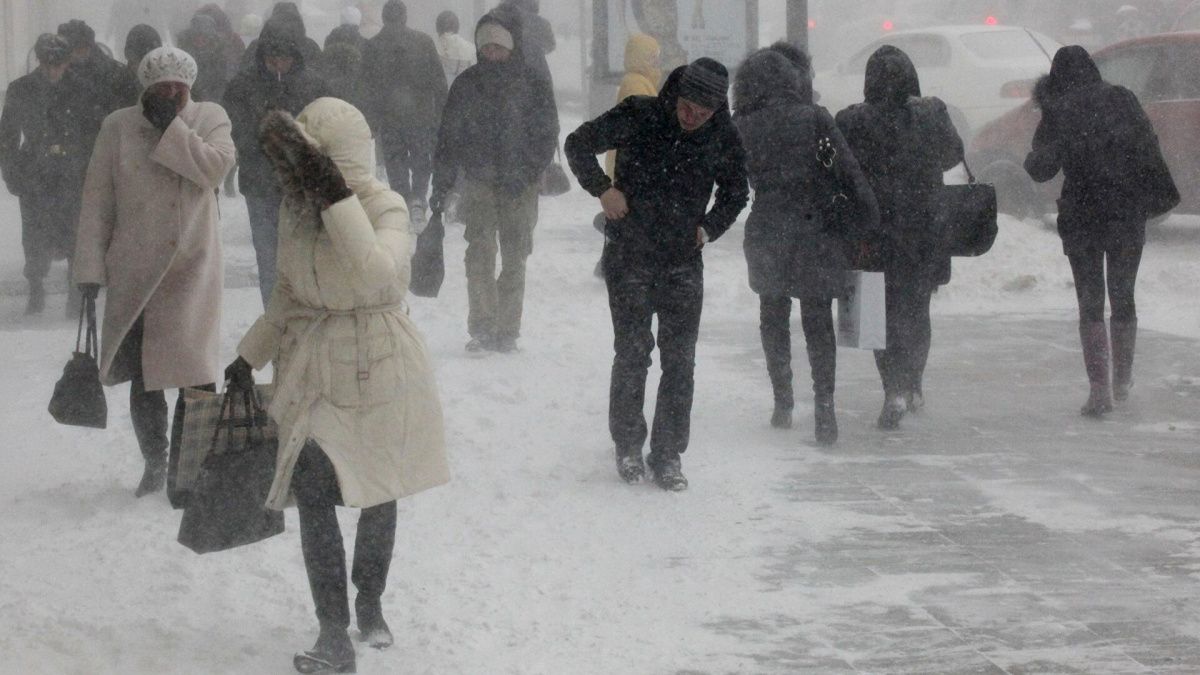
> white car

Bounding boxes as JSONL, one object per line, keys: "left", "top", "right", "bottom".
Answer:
{"left": 813, "top": 25, "right": 1062, "bottom": 141}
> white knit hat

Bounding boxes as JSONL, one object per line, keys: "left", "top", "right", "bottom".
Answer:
{"left": 138, "top": 47, "right": 198, "bottom": 88}
{"left": 476, "top": 22, "right": 514, "bottom": 51}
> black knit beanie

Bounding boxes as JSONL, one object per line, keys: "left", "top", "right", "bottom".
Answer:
{"left": 679, "top": 57, "right": 729, "bottom": 110}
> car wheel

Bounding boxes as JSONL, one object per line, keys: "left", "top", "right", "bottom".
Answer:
{"left": 980, "top": 160, "right": 1041, "bottom": 220}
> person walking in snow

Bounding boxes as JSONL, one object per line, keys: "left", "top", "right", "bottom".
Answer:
{"left": 565, "top": 58, "right": 749, "bottom": 490}
{"left": 72, "top": 47, "right": 236, "bottom": 497}
{"left": 0, "top": 34, "right": 95, "bottom": 316}
{"left": 430, "top": 10, "right": 559, "bottom": 353}
{"left": 224, "top": 98, "right": 449, "bottom": 674}
{"left": 178, "top": 14, "right": 231, "bottom": 103}
{"left": 362, "top": 0, "right": 448, "bottom": 229}
{"left": 836, "top": 45, "right": 963, "bottom": 431}
{"left": 1024, "top": 46, "right": 1178, "bottom": 417}
{"left": 435, "top": 10, "right": 476, "bottom": 84}
{"left": 224, "top": 15, "right": 329, "bottom": 306}
{"left": 733, "top": 45, "right": 879, "bottom": 445}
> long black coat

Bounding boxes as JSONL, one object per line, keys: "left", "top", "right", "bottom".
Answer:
{"left": 1025, "top": 46, "right": 1178, "bottom": 255}
{"left": 734, "top": 49, "right": 878, "bottom": 300}
{"left": 836, "top": 46, "right": 963, "bottom": 287}
{"left": 0, "top": 68, "right": 98, "bottom": 199}
{"left": 223, "top": 19, "right": 329, "bottom": 198}
{"left": 361, "top": 22, "right": 448, "bottom": 137}
{"left": 431, "top": 12, "right": 558, "bottom": 201}
{"left": 565, "top": 67, "right": 750, "bottom": 265}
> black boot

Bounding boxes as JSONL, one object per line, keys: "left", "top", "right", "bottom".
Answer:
{"left": 25, "top": 279, "right": 45, "bottom": 315}
{"left": 814, "top": 395, "right": 838, "bottom": 446}
{"left": 650, "top": 457, "right": 688, "bottom": 492}
{"left": 1111, "top": 319, "right": 1137, "bottom": 402}
{"left": 615, "top": 447, "right": 645, "bottom": 484}
{"left": 874, "top": 350, "right": 906, "bottom": 430}
{"left": 294, "top": 625, "right": 356, "bottom": 674}
{"left": 804, "top": 309, "right": 837, "bottom": 446}
{"left": 1079, "top": 321, "right": 1113, "bottom": 417}
{"left": 760, "top": 296, "right": 794, "bottom": 429}
{"left": 352, "top": 502, "right": 397, "bottom": 649}
{"left": 130, "top": 378, "right": 168, "bottom": 498}
{"left": 134, "top": 455, "right": 167, "bottom": 498}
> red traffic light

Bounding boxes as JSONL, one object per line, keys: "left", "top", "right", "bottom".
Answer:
{"left": 883, "top": 19, "right": 895, "bottom": 31}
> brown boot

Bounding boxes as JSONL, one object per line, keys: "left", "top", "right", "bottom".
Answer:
{"left": 1079, "top": 321, "right": 1113, "bottom": 417}
{"left": 1111, "top": 320, "right": 1137, "bottom": 402}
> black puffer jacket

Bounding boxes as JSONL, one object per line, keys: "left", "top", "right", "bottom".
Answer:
{"left": 361, "top": 20, "right": 448, "bottom": 136}
{"left": 836, "top": 46, "right": 962, "bottom": 286}
{"left": 734, "top": 49, "right": 878, "bottom": 299}
{"left": 1025, "top": 46, "right": 1178, "bottom": 254}
{"left": 431, "top": 11, "right": 559, "bottom": 201}
{"left": 223, "top": 17, "right": 330, "bottom": 198}
{"left": 566, "top": 66, "right": 750, "bottom": 264}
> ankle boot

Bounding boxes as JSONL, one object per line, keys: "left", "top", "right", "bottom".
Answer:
{"left": 1111, "top": 319, "right": 1137, "bottom": 402}
{"left": 294, "top": 625, "right": 355, "bottom": 674}
{"left": 1079, "top": 321, "right": 1113, "bottom": 417}
{"left": 134, "top": 455, "right": 167, "bottom": 498}
{"left": 25, "top": 280, "right": 45, "bottom": 315}
{"left": 813, "top": 394, "right": 837, "bottom": 446}
{"left": 760, "top": 296, "right": 794, "bottom": 428}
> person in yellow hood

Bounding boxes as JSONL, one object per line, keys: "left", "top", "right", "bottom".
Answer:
{"left": 605, "top": 33, "right": 661, "bottom": 177}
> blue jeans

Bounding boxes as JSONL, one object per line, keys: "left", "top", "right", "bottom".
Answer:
{"left": 245, "top": 194, "right": 281, "bottom": 308}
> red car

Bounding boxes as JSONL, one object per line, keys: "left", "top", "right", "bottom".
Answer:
{"left": 968, "top": 31, "right": 1200, "bottom": 218}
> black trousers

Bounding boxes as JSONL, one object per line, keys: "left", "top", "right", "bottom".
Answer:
{"left": 119, "top": 315, "right": 208, "bottom": 463}
{"left": 1067, "top": 244, "right": 1143, "bottom": 323}
{"left": 605, "top": 253, "right": 704, "bottom": 465}
{"left": 381, "top": 127, "right": 433, "bottom": 207}
{"left": 19, "top": 188, "right": 77, "bottom": 283}
{"left": 759, "top": 295, "right": 837, "bottom": 411}
{"left": 874, "top": 275, "right": 933, "bottom": 397}
{"left": 291, "top": 441, "right": 398, "bottom": 630}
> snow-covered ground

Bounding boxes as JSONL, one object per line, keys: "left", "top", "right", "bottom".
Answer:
{"left": 1, "top": 163, "right": 1199, "bottom": 673}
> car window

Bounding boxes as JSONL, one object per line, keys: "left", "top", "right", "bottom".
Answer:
{"left": 1173, "top": 8, "right": 1200, "bottom": 31}
{"left": 1096, "top": 47, "right": 1162, "bottom": 99}
{"left": 889, "top": 35, "right": 952, "bottom": 68}
{"left": 959, "top": 30, "right": 1047, "bottom": 60}
{"left": 1164, "top": 47, "right": 1200, "bottom": 100}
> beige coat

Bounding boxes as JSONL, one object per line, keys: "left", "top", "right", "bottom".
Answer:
{"left": 238, "top": 98, "right": 449, "bottom": 510}
{"left": 74, "top": 101, "right": 236, "bottom": 391}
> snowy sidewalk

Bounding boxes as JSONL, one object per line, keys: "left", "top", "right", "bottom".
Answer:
{"left": 1, "top": 188, "right": 1199, "bottom": 673}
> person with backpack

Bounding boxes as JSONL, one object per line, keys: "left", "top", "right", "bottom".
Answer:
{"left": 733, "top": 45, "right": 878, "bottom": 445}
{"left": 836, "top": 46, "right": 963, "bottom": 430}
{"left": 1024, "top": 46, "right": 1179, "bottom": 417}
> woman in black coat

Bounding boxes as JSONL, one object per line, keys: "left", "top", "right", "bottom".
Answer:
{"left": 836, "top": 46, "right": 963, "bottom": 430}
{"left": 733, "top": 46, "right": 878, "bottom": 445}
{"left": 1025, "top": 46, "right": 1178, "bottom": 417}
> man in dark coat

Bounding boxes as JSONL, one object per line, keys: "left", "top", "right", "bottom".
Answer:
{"left": 362, "top": 0, "right": 448, "bottom": 226}
{"left": 0, "top": 34, "right": 94, "bottom": 315}
{"left": 1025, "top": 46, "right": 1178, "bottom": 417}
{"left": 836, "top": 46, "right": 963, "bottom": 430}
{"left": 430, "top": 10, "right": 558, "bottom": 354}
{"left": 178, "top": 14, "right": 231, "bottom": 103}
{"left": 240, "top": 2, "right": 323, "bottom": 73}
{"left": 59, "top": 20, "right": 132, "bottom": 120}
{"left": 224, "top": 16, "right": 330, "bottom": 306}
{"left": 565, "top": 58, "right": 749, "bottom": 491}
{"left": 733, "top": 46, "right": 878, "bottom": 445}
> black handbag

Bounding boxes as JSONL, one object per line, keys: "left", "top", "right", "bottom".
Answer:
{"left": 538, "top": 149, "right": 572, "bottom": 197}
{"left": 936, "top": 160, "right": 998, "bottom": 257}
{"left": 815, "top": 135, "right": 885, "bottom": 272}
{"left": 409, "top": 210, "right": 446, "bottom": 298}
{"left": 48, "top": 296, "right": 107, "bottom": 429}
{"left": 177, "top": 387, "right": 284, "bottom": 554}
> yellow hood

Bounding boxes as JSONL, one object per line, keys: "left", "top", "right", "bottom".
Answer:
{"left": 624, "top": 33, "right": 661, "bottom": 84}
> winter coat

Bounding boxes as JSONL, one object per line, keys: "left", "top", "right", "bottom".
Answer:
{"left": 237, "top": 98, "right": 449, "bottom": 510}
{"left": 325, "top": 24, "right": 366, "bottom": 54}
{"left": 431, "top": 11, "right": 559, "bottom": 201}
{"left": 318, "top": 43, "right": 366, "bottom": 111}
{"left": 195, "top": 4, "right": 246, "bottom": 78}
{"left": 565, "top": 66, "right": 750, "bottom": 265}
{"left": 73, "top": 101, "right": 236, "bottom": 391}
{"left": 836, "top": 46, "right": 963, "bottom": 287}
{"left": 239, "top": 4, "right": 322, "bottom": 75}
{"left": 1025, "top": 46, "right": 1178, "bottom": 255}
{"left": 734, "top": 49, "right": 879, "bottom": 300}
{"left": 605, "top": 34, "right": 661, "bottom": 178}
{"left": 178, "top": 26, "right": 231, "bottom": 103}
{"left": 436, "top": 32, "right": 476, "bottom": 84}
{"left": 224, "top": 18, "right": 330, "bottom": 198}
{"left": 0, "top": 68, "right": 98, "bottom": 199}
{"left": 361, "top": 22, "right": 448, "bottom": 137}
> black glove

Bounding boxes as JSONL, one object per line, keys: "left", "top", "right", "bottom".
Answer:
{"left": 297, "top": 149, "right": 353, "bottom": 208}
{"left": 78, "top": 283, "right": 100, "bottom": 301}
{"left": 141, "top": 92, "right": 177, "bottom": 131}
{"left": 259, "top": 114, "right": 353, "bottom": 208}
{"left": 428, "top": 192, "right": 445, "bottom": 215}
{"left": 224, "top": 356, "right": 255, "bottom": 392}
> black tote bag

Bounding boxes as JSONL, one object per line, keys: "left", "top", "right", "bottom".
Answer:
{"left": 48, "top": 296, "right": 107, "bottom": 429}
{"left": 177, "top": 388, "right": 283, "bottom": 554}
{"left": 409, "top": 210, "right": 445, "bottom": 298}
{"left": 936, "top": 160, "right": 998, "bottom": 258}
{"left": 538, "top": 149, "right": 572, "bottom": 197}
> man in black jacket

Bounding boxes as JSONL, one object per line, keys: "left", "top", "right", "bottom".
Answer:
{"left": 0, "top": 34, "right": 94, "bottom": 315}
{"left": 430, "top": 10, "right": 558, "bottom": 354}
{"left": 363, "top": 0, "right": 448, "bottom": 226}
{"left": 224, "top": 16, "right": 329, "bottom": 307}
{"left": 565, "top": 58, "right": 749, "bottom": 491}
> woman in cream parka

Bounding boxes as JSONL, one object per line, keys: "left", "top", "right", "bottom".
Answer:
{"left": 227, "top": 97, "right": 448, "bottom": 674}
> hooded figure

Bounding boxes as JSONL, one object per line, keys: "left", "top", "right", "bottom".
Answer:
{"left": 430, "top": 9, "right": 559, "bottom": 353}
{"left": 230, "top": 98, "right": 448, "bottom": 671}
{"left": 224, "top": 15, "right": 330, "bottom": 305}
{"left": 73, "top": 46, "right": 236, "bottom": 496}
{"left": 194, "top": 3, "right": 246, "bottom": 78}
{"left": 240, "top": 1, "right": 323, "bottom": 72}
{"left": 1024, "top": 45, "right": 1178, "bottom": 417}
{"left": 733, "top": 47, "right": 879, "bottom": 444}
{"left": 565, "top": 59, "right": 749, "bottom": 490}
{"left": 604, "top": 33, "right": 661, "bottom": 178}
{"left": 177, "top": 14, "right": 229, "bottom": 102}
{"left": 123, "top": 24, "right": 163, "bottom": 73}
{"left": 498, "top": 0, "right": 556, "bottom": 88}
{"left": 836, "top": 45, "right": 963, "bottom": 430}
